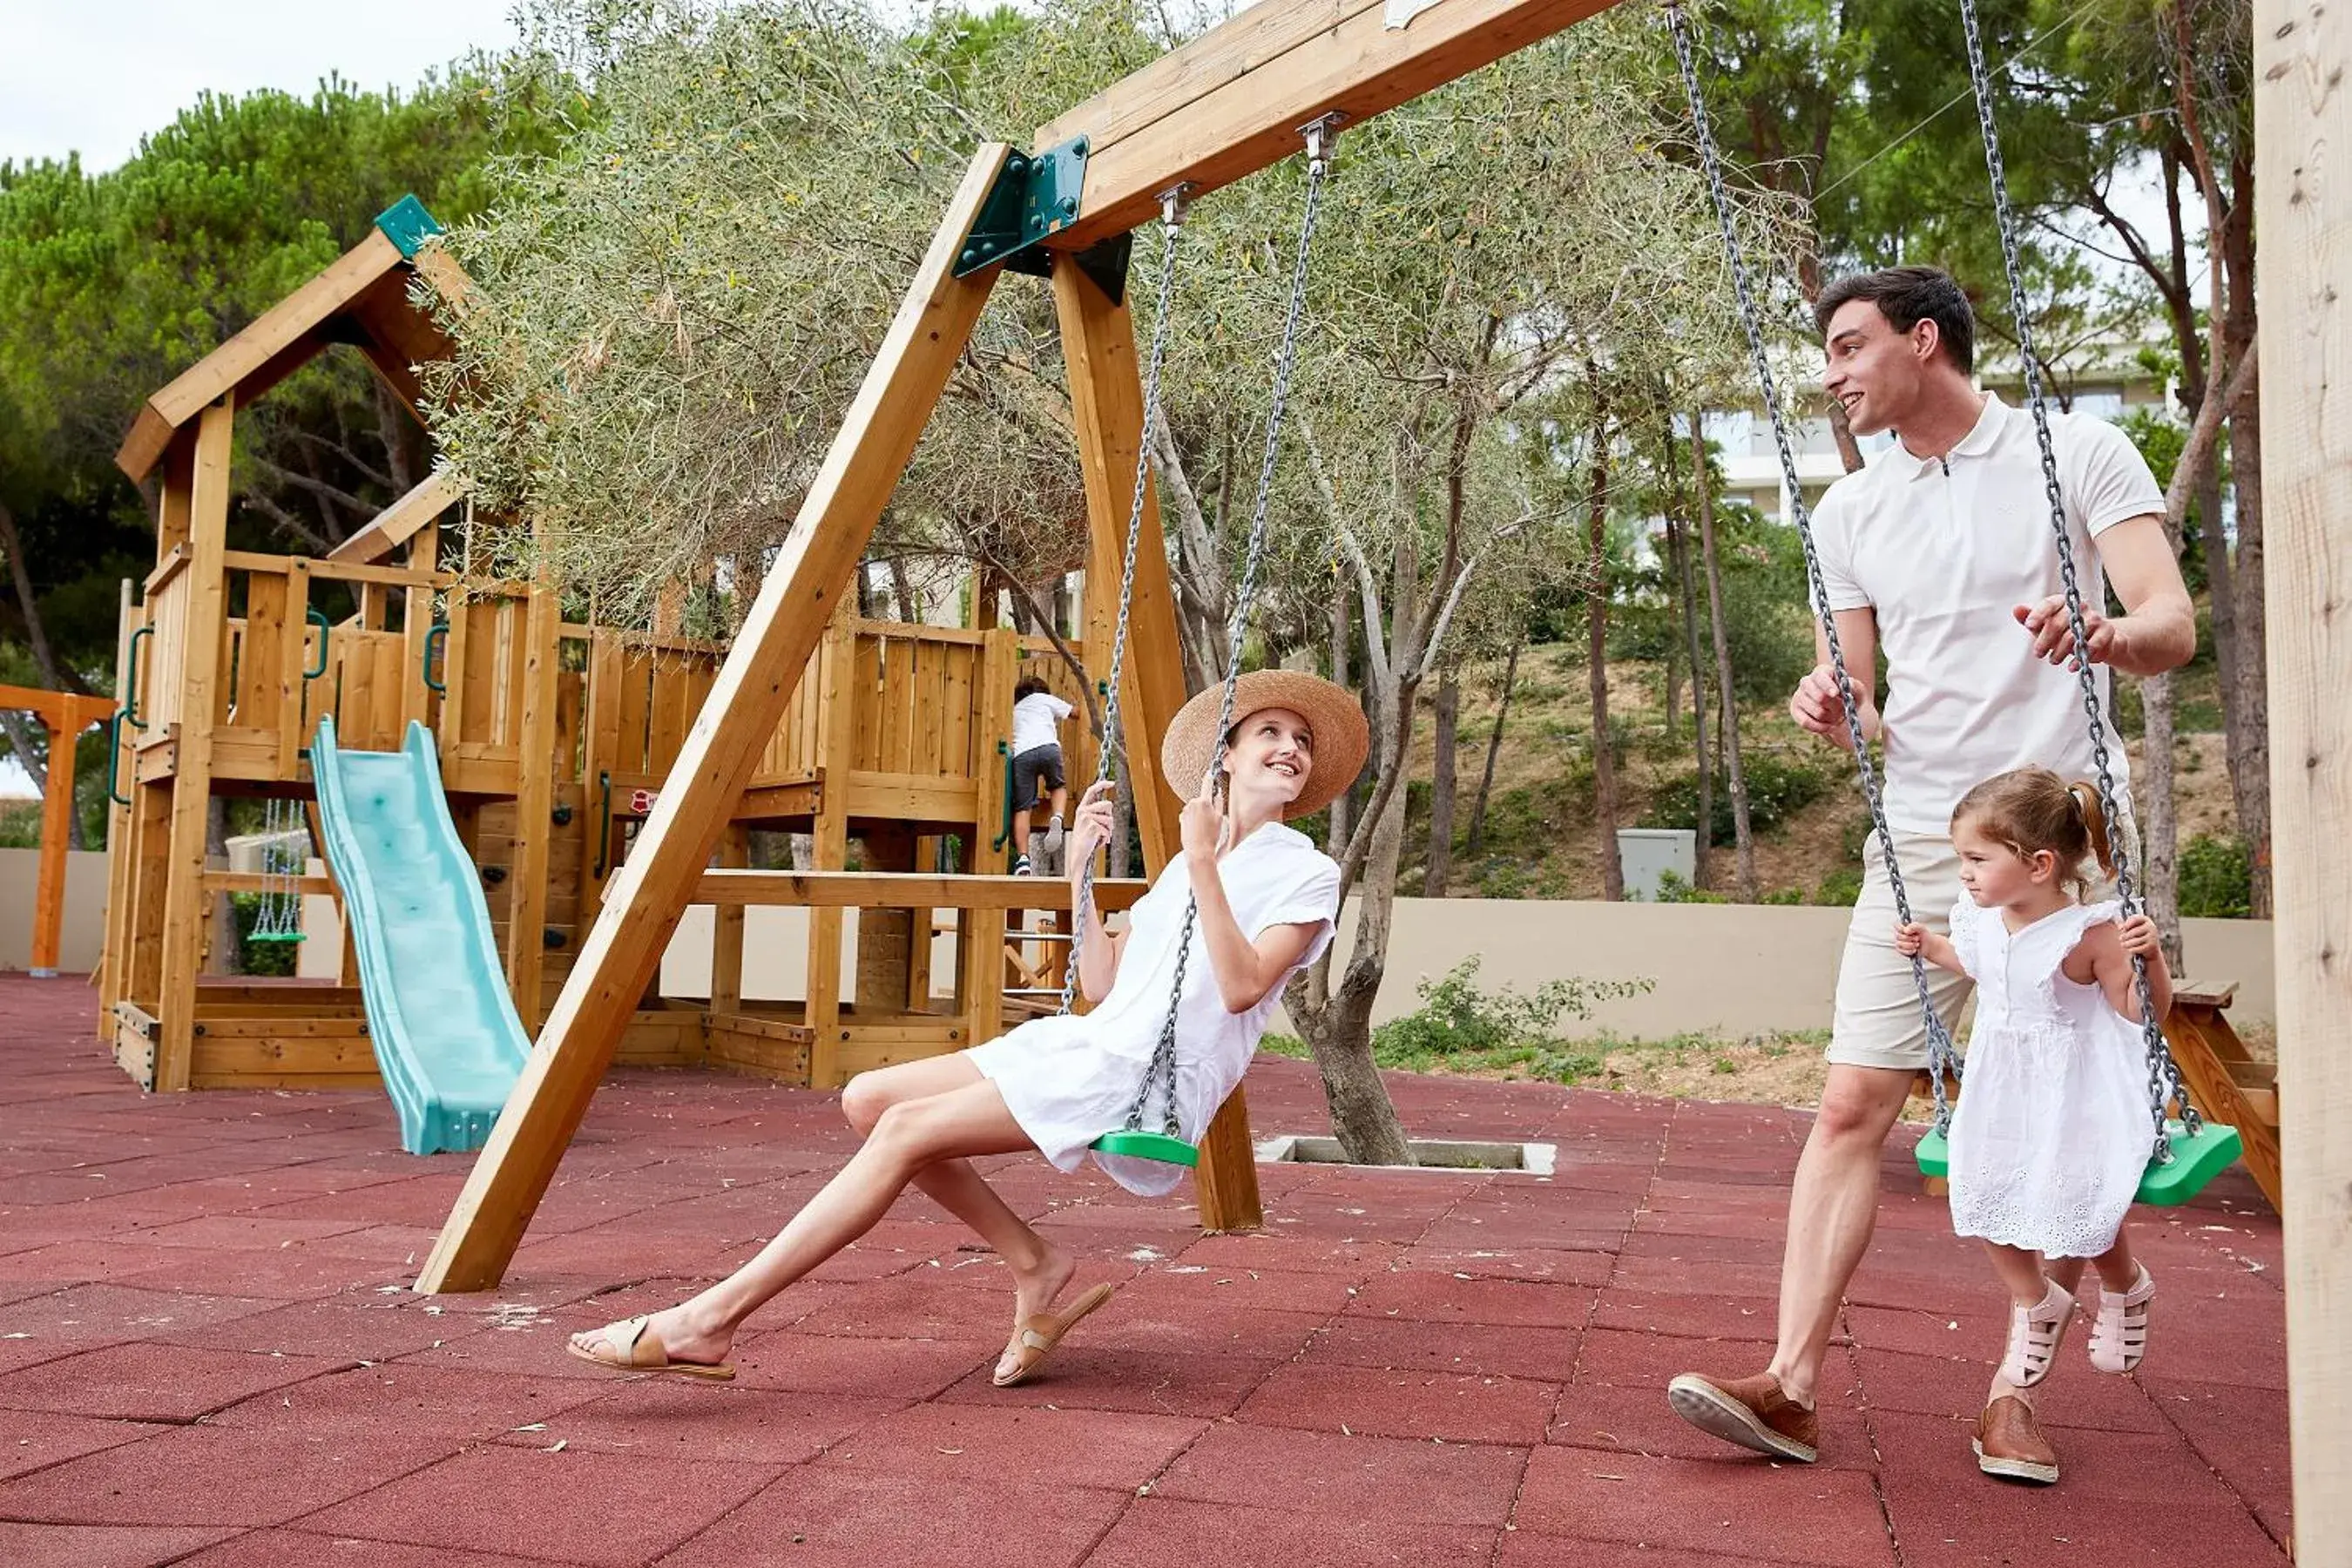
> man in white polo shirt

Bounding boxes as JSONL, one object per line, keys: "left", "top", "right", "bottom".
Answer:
{"left": 1666, "top": 267, "right": 2196, "bottom": 1477}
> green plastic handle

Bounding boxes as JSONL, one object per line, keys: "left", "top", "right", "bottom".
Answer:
{"left": 422, "top": 623, "right": 449, "bottom": 693}
{"left": 304, "top": 608, "right": 331, "bottom": 679}
{"left": 990, "top": 740, "right": 1013, "bottom": 852}
{"left": 124, "top": 625, "right": 153, "bottom": 731}
{"left": 593, "top": 771, "right": 612, "bottom": 877}
{"left": 106, "top": 711, "right": 131, "bottom": 806}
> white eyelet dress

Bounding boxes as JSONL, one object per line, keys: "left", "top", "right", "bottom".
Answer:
{"left": 1944, "top": 896, "right": 2158, "bottom": 1259}
{"left": 964, "top": 821, "right": 1342, "bottom": 1198}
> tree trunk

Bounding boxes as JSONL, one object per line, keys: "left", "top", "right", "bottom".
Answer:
{"left": 1664, "top": 494, "right": 1713, "bottom": 889}
{"left": 2223, "top": 363, "right": 2268, "bottom": 916}
{"left": 1289, "top": 715, "right": 1416, "bottom": 1166}
{"left": 2138, "top": 672, "right": 2186, "bottom": 973}
{"left": 1585, "top": 379, "right": 1622, "bottom": 901}
{"left": 1466, "top": 638, "right": 1520, "bottom": 858}
{"left": 889, "top": 558, "right": 920, "bottom": 625}
{"left": 1691, "top": 413, "right": 1757, "bottom": 899}
{"left": 1423, "top": 666, "right": 1460, "bottom": 896}
{"left": 0, "top": 710, "right": 47, "bottom": 796}
{"left": 1327, "top": 586, "right": 1353, "bottom": 856}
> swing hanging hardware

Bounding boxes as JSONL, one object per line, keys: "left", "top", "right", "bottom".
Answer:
{"left": 1298, "top": 112, "right": 1348, "bottom": 176}
{"left": 953, "top": 134, "right": 1094, "bottom": 280}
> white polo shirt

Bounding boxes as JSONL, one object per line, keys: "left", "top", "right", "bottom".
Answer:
{"left": 1810, "top": 392, "right": 2163, "bottom": 835}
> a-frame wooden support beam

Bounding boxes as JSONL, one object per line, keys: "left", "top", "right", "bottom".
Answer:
{"left": 416, "top": 147, "right": 1016, "bottom": 1293}
{"left": 2254, "top": 0, "right": 2349, "bottom": 1551}
{"left": 1054, "top": 260, "right": 1262, "bottom": 1230}
{"left": 1036, "top": 0, "right": 1621, "bottom": 251}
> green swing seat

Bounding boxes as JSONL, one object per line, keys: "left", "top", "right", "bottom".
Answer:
{"left": 1090, "top": 1130, "right": 1200, "bottom": 1167}
{"left": 1916, "top": 1119, "right": 2242, "bottom": 1206}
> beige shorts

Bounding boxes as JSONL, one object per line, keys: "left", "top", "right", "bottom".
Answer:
{"left": 1826, "top": 804, "right": 2138, "bottom": 1072}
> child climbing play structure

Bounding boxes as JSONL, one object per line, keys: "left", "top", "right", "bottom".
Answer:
{"left": 95, "top": 198, "right": 1141, "bottom": 1153}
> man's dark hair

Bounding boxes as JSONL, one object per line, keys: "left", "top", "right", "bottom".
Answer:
{"left": 1014, "top": 674, "right": 1049, "bottom": 701}
{"left": 1814, "top": 266, "right": 1975, "bottom": 375}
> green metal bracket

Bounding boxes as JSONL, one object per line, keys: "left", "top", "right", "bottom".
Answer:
{"left": 422, "top": 622, "right": 449, "bottom": 693}
{"left": 106, "top": 711, "right": 131, "bottom": 807}
{"left": 124, "top": 625, "right": 152, "bottom": 731}
{"left": 375, "top": 194, "right": 444, "bottom": 259}
{"left": 953, "top": 137, "right": 1101, "bottom": 284}
{"left": 304, "top": 608, "right": 331, "bottom": 680}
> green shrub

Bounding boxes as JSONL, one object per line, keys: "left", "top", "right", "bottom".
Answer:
{"left": 1652, "top": 869, "right": 1728, "bottom": 904}
{"left": 1641, "top": 752, "right": 1835, "bottom": 845}
{"left": 1809, "top": 866, "right": 1864, "bottom": 907}
{"left": 1369, "top": 956, "right": 1652, "bottom": 1066}
{"left": 2178, "top": 833, "right": 2253, "bottom": 918}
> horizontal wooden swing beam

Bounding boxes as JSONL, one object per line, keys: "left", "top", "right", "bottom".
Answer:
{"left": 1036, "top": 0, "right": 1624, "bottom": 252}
{"left": 693, "top": 868, "right": 1148, "bottom": 911}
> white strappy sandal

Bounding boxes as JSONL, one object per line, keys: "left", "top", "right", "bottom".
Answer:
{"left": 2088, "top": 1266, "right": 2155, "bottom": 1374}
{"left": 1998, "top": 1281, "right": 2075, "bottom": 1388}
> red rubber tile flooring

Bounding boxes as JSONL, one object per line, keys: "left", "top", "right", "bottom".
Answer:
{"left": 0, "top": 973, "right": 2288, "bottom": 1565}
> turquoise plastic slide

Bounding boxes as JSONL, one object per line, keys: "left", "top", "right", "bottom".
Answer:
{"left": 310, "top": 717, "right": 530, "bottom": 1155}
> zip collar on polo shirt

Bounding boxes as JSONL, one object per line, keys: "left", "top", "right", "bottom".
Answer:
{"left": 1887, "top": 390, "right": 2011, "bottom": 481}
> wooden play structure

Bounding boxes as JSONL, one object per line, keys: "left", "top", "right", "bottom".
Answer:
{"left": 2, "top": 684, "right": 115, "bottom": 976}
{"left": 95, "top": 198, "right": 1145, "bottom": 1114}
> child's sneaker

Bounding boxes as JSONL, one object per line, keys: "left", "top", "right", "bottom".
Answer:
{"left": 2088, "top": 1265, "right": 2154, "bottom": 1373}
{"left": 1011, "top": 855, "right": 1034, "bottom": 876}
{"left": 1997, "top": 1281, "right": 2074, "bottom": 1388}
{"left": 1041, "top": 815, "right": 1065, "bottom": 857}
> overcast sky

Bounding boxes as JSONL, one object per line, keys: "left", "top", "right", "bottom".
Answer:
{"left": 2, "top": 1, "right": 527, "bottom": 172}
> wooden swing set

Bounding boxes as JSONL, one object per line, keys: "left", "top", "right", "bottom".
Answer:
{"left": 85, "top": 0, "right": 2342, "bottom": 1542}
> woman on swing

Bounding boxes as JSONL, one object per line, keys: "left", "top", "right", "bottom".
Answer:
{"left": 569, "top": 669, "right": 1364, "bottom": 1387}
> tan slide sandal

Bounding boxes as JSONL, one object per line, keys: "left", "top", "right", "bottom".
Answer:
{"left": 993, "top": 1282, "right": 1115, "bottom": 1389}
{"left": 566, "top": 1315, "right": 737, "bottom": 1381}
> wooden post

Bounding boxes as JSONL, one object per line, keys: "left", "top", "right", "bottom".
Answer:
{"left": 416, "top": 147, "right": 1010, "bottom": 1292}
{"left": 855, "top": 822, "right": 918, "bottom": 1022}
{"left": 959, "top": 628, "right": 1017, "bottom": 1051}
{"left": 805, "top": 617, "right": 855, "bottom": 1086}
{"left": 25, "top": 694, "right": 74, "bottom": 976}
{"left": 153, "top": 400, "right": 235, "bottom": 1092}
{"left": 1054, "top": 260, "right": 1187, "bottom": 860}
{"left": 504, "top": 585, "right": 563, "bottom": 1027}
{"left": 1054, "top": 257, "right": 1261, "bottom": 1231}
{"left": 2254, "top": 1, "right": 2349, "bottom": 1550}
{"left": 711, "top": 822, "right": 748, "bottom": 1014}
{"left": 280, "top": 560, "right": 313, "bottom": 778}
{"left": 98, "top": 584, "right": 142, "bottom": 1035}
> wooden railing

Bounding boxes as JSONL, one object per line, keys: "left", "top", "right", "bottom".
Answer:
{"left": 126, "top": 545, "right": 1096, "bottom": 821}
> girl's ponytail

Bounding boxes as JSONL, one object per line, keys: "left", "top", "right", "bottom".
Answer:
{"left": 2068, "top": 780, "right": 2116, "bottom": 884}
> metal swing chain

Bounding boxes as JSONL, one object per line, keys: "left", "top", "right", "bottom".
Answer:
{"left": 1956, "top": 0, "right": 2197, "bottom": 1155}
{"left": 1058, "top": 184, "right": 1193, "bottom": 1018}
{"left": 1120, "top": 118, "right": 1339, "bottom": 1139}
{"left": 1665, "top": 3, "right": 1963, "bottom": 1133}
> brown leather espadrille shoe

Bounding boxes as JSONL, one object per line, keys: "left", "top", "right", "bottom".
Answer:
{"left": 1973, "top": 1395, "right": 2060, "bottom": 1484}
{"left": 1666, "top": 1370, "right": 1820, "bottom": 1463}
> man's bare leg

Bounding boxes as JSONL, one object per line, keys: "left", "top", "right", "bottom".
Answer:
{"left": 1666, "top": 1063, "right": 1916, "bottom": 1463}
{"left": 1762, "top": 1064, "right": 1917, "bottom": 1405}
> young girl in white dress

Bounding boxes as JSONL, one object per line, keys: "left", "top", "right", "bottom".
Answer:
{"left": 569, "top": 669, "right": 1365, "bottom": 1390}
{"left": 1896, "top": 767, "right": 2170, "bottom": 1485}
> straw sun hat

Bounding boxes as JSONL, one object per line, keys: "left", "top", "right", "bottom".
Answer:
{"left": 1158, "top": 670, "right": 1369, "bottom": 820}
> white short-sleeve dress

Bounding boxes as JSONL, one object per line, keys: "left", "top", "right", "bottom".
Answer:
{"left": 1944, "top": 896, "right": 2158, "bottom": 1259}
{"left": 965, "top": 821, "right": 1342, "bottom": 1197}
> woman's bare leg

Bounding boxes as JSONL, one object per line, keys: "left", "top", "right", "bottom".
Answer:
{"left": 842, "top": 1058, "right": 1077, "bottom": 1373}
{"left": 570, "top": 1076, "right": 1035, "bottom": 1368}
